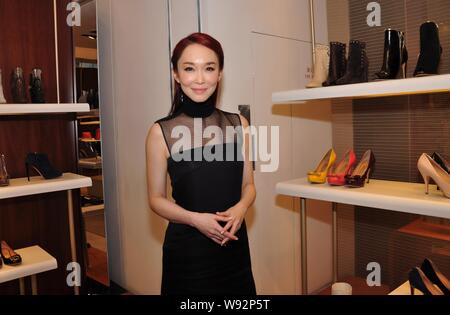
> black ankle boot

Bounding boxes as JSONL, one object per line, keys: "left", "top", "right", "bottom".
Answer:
{"left": 335, "top": 40, "right": 369, "bottom": 85}
{"left": 323, "top": 42, "right": 347, "bottom": 86}
{"left": 374, "top": 29, "right": 408, "bottom": 80}
{"left": 25, "top": 152, "right": 62, "bottom": 181}
{"left": 414, "top": 21, "right": 442, "bottom": 77}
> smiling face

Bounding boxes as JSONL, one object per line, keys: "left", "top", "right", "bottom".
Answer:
{"left": 173, "top": 43, "right": 223, "bottom": 103}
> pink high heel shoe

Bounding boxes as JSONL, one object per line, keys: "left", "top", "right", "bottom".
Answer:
{"left": 417, "top": 153, "right": 450, "bottom": 198}
{"left": 327, "top": 150, "right": 356, "bottom": 186}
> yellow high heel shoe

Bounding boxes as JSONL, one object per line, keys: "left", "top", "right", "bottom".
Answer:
{"left": 307, "top": 149, "right": 336, "bottom": 184}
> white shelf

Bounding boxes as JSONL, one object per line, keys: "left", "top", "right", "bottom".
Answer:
{"left": 0, "top": 103, "right": 90, "bottom": 115}
{"left": 272, "top": 74, "right": 450, "bottom": 103}
{"left": 0, "top": 173, "right": 92, "bottom": 200}
{"left": 0, "top": 246, "right": 57, "bottom": 284}
{"left": 276, "top": 178, "right": 450, "bottom": 219}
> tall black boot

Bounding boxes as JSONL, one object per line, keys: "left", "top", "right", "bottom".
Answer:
{"left": 414, "top": 21, "right": 442, "bottom": 77}
{"left": 336, "top": 40, "right": 369, "bottom": 85}
{"left": 374, "top": 29, "right": 408, "bottom": 80}
{"left": 323, "top": 42, "right": 347, "bottom": 86}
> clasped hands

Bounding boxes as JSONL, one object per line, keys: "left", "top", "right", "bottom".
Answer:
{"left": 192, "top": 203, "right": 247, "bottom": 246}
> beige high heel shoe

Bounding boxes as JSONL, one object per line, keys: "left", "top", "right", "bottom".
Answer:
{"left": 417, "top": 153, "right": 450, "bottom": 198}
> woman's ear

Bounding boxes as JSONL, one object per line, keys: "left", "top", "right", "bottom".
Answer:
{"left": 218, "top": 70, "right": 223, "bottom": 82}
{"left": 173, "top": 70, "right": 180, "bottom": 84}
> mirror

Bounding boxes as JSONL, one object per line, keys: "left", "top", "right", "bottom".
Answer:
{"left": 73, "top": 0, "right": 109, "bottom": 292}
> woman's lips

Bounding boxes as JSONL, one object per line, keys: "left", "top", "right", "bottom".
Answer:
{"left": 192, "top": 88, "right": 207, "bottom": 94}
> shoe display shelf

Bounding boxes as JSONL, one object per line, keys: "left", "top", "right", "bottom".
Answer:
{"left": 272, "top": 74, "right": 450, "bottom": 103}
{"left": 0, "top": 246, "right": 57, "bottom": 295}
{"left": 0, "top": 103, "right": 90, "bottom": 115}
{"left": 0, "top": 104, "right": 92, "bottom": 294}
{"left": 273, "top": 76, "right": 450, "bottom": 294}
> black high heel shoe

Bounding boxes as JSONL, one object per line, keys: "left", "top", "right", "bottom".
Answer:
{"left": 409, "top": 267, "right": 444, "bottom": 295}
{"left": 432, "top": 152, "right": 449, "bottom": 174}
{"left": 1, "top": 241, "right": 22, "bottom": 266}
{"left": 420, "top": 258, "right": 450, "bottom": 295}
{"left": 25, "top": 152, "right": 62, "bottom": 181}
{"left": 345, "top": 150, "right": 375, "bottom": 188}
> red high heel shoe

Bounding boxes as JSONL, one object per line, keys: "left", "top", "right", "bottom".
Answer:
{"left": 327, "top": 149, "right": 357, "bottom": 186}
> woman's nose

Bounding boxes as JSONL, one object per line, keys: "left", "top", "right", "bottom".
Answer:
{"left": 195, "top": 71, "right": 205, "bottom": 83}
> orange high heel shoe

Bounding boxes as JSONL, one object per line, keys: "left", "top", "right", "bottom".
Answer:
{"left": 307, "top": 149, "right": 336, "bottom": 184}
{"left": 327, "top": 149, "right": 357, "bottom": 186}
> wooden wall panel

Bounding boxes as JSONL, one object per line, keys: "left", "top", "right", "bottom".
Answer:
{"left": 0, "top": 0, "right": 84, "bottom": 295}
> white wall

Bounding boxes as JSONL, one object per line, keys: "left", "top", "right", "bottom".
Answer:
{"left": 98, "top": 0, "right": 175, "bottom": 294}
{"left": 98, "top": 0, "right": 333, "bottom": 294}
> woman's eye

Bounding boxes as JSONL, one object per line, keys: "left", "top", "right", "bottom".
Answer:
{"left": 206, "top": 67, "right": 215, "bottom": 71}
{"left": 184, "top": 67, "right": 194, "bottom": 71}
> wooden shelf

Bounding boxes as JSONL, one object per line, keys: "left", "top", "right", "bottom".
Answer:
{"left": 398, "top": 218, "right": 450, "bottom": 242}
{"left": 0, "top": 173, "right": 92, "bottom": 200}
{"left": 272, "top": 74, "right": 450, "bottom": 103}
{"left": 82, "top": 203, "right": 104, "bottom": 214}
{"left": 0, "top": 103, "right": 90, "bottom": 115}
{"left": 80, "top": 121, "right": 100, "bottom": 126}
{"left": 0, "top": 246, "right": 57, "bottom": 284}
{"left": 276, "top": 178, "right": 450, "bottom": 219}
{"left": 78, "top": 158, "right": 102, "bottom": 169}
{"left": 318, "top": 276, "right": 390, "bottom": 295}
{"left": 79, "top": 138, "right": 100, "bottom": 143}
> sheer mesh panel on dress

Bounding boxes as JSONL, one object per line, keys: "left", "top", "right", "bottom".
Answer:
{"left": 157, "top": 109, "right": 243, "bottom": 161}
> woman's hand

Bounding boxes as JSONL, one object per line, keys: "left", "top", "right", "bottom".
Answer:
{"left": 216, "top": 203, "right": 247, "bottom": 246}
{"left": 191, "top": 212, "right": 238, "bottom": 245}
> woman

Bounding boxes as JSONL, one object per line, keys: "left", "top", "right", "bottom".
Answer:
{"left": 146, "top": 32, "right": 256, "bottom": 295}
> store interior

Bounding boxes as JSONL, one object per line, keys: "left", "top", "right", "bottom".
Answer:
{"left": 0, "top": 0, "right": 449, "bottom": 295}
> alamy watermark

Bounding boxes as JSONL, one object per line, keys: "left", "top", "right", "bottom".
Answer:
{"left": 66, "top": 2, "right": 81, "bottom": 27}
{"left": 170, "top": 119, "right": 279, "bottom": 173}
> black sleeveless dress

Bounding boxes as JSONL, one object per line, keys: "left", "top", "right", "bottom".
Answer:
{"left": 156, "top": 92, "right": 256, "bottom": 295}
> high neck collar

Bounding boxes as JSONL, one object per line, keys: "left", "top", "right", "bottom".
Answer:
{"left": 180, "top": 90, "right": 216, "bottom": 118}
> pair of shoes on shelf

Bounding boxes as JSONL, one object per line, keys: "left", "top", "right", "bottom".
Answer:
{"left": 0, "top": 240, "right": 22, "bottom": 266}
{"left": 321, "top": 40, "right": 369, "bottom": 87}
{"left": 417, "top": 153, "right": 450, "bottom": 198}
{"left": 309, "top": 149, "right": 375, "bottom": 188}
{"left": 409, "top": 258, "right": 449, "bottom": 295}
{"left": 25, "top": 152, "right": 62, "bottom": 181}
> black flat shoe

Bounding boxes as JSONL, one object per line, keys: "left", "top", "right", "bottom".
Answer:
{"left": 420, "top": 258, "right": 450, "bottom": 295}
{"left": 1, "top": 241, "right": 22, "bottom": 266}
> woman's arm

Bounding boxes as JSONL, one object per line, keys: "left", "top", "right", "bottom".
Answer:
{"left": 216, "top": 115, "right": 256, "bottom": 244}
{"left": 146, "top": 123, "right": 237, "bottom": 245}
